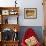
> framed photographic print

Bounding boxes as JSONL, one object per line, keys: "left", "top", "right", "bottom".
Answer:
{"left": 2, "top": 10, "right": 9, "bottom": 15}
{"left": 24, "top": 8, "right": 37, "bottom": 19}
{"left": 9, "top": 9, "right": 18, "bottom": 15}
{"left": 9, "top": 10, "right": 15, "bottom": 15}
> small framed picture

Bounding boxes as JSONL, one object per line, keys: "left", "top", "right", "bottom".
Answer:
{"left": 2, "top": 10, "right": 9, "bottom": 15}
{"left": 9, "top": 10, "right": 15, "bottom": 15}
{"left": 9, "top": 10, "right": 18, "bottom": 15}
{"left": 24, "top": 8, "right": 37, "bottom": 19}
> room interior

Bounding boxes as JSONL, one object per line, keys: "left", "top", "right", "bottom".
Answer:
{"left": 0, "top": 0, "right": 45, "bottom": 46}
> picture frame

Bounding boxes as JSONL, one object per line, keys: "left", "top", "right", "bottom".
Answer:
{"left": 9, "top": 10, "right": 18, "bottom": 15}
{"left": 9, "top": 10, "right": 15, "bottom": 15}
{"left": 24, "top": 8, "right": 37, "bottom": 19}
{"left": 2, "top": 10, "right": 9, "bottom": 15}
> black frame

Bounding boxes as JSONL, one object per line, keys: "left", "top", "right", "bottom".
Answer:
{"left": 24, "top": 8, "right": 37, "bottom": 19}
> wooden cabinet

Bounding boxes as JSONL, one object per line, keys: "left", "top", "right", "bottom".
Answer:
{"left": 0, "top": 7, "right": 19, "bottom": 24}
{"left": 0, "top": 7, "right": 19, "bottom": 46}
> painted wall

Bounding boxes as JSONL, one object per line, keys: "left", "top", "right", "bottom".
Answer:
{"left": 0, "top": 0, "right": 44, "bottom": 26}
{"left": 0, "top": 0, "right": 44, "bottom": 45}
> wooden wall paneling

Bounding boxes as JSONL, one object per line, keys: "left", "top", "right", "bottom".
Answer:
{"left": 43, "top": 0, "right": 46, "bottom": 46}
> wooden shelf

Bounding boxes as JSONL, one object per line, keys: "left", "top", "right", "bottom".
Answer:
{"left": 0, "top": 7, "right": 19, "bottom": 9}
{"left": 2, "top": 40, "right": 19, "bottom": 42}
{"left": 0, "top": 7, "right": 20, "bottom": 46}
{"left": 0, "top": 24, "right": 20, "bottom": 32}
{"left": 0, "top": 7, "right": 19, "bottom": 16}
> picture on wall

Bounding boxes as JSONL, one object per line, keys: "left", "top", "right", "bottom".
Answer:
{"left": 2, "top": 10, "right": 9, "bottom": 15}
{"left": 24, "top": 8, "right": 37, "bottom": 19}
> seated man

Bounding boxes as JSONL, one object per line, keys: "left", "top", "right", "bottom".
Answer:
{"left": 21, "top": 28, "right": 41, "bottom": 46}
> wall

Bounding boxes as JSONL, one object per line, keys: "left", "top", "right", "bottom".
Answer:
{"left": 0, "top": 0, "right": 44, "bottom": 45}
{"left": 18, "top": 0, "right": 44, "bottom": 26}
{"left": 0, "top": 0, "right": 44, "bottom": 26}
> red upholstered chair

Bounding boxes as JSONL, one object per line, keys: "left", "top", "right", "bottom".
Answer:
{"left": 21, "top": 28, "right": 41, "bottom": 46}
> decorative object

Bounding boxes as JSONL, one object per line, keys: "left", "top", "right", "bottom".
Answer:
{"left": 2, "top": 28, "right": 13, "bottom": 41}
{"left": 9, "top": 10, "right": 18, "bottom": 15}
{"left": 25, "top": 36, "right": 39, "bottom": 46}
{"left": 14, "top": 28, "right": 17, "bottom": 32}
{"left": 13, "top": 32, "right": 18, "bottom": 41}
{"left": 9, "top": 10, "right": 15, "bottom": 15}
{"left": 24, "top": 8, "right": 37, "bottom": 19}
{"left": 15, "top": 0, "right": 17, "bottom": 7}
{"left": 21, "top": 28, "right": 41, "bottom": 46}
{"left": 5, "top": 18, "right": 8, "bottom": 24}
{"left": 2, "top": 10, "right": 9, "bottom": 15}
